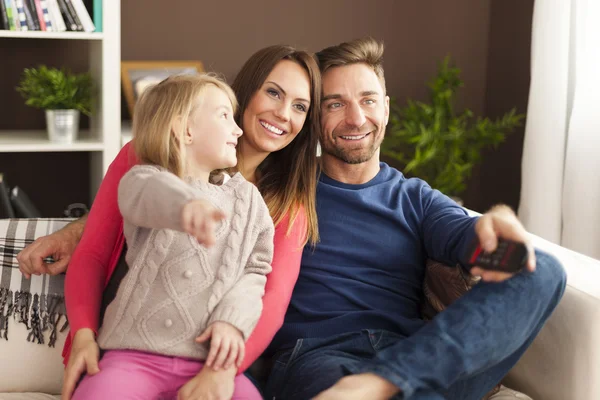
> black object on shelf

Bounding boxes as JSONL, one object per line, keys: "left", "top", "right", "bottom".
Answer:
{"left": 64, "top": 202, "right": 89, "bottom": 218}
{"left": 0, "top": 173, "right": 16, "bottom": 218}
{"left": 10, "top": 186, "right": 42, "bottom": 218}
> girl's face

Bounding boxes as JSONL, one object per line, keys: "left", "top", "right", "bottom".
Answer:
{"left": 241, "top": 60, "right": 311, "bottom": 155}
{"left": 185, "top": 85, "right": 243, "bottom": 173}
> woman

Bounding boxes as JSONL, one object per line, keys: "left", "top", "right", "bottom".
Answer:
{"left": 19, "top": 45, "right": 321, "bottom": 400}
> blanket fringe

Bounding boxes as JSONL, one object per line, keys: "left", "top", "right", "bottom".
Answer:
{"left": 0, "top": 288, "right": 68, "bottom": 347}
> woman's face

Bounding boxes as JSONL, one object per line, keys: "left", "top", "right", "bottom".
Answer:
{"left": 241, "top": 59, "right": 311, "bottom": 155}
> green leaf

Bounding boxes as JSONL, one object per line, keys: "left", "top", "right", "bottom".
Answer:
{"left": 382, "top": 57, "right": 525, "bottom": 197}
{"left": 16, "top": 65, "right": 95, "bottom": 116}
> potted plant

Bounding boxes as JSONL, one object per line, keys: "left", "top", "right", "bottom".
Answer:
{"left": 16, "top": 65, "right": 93, "bottom": 143}
{"left": 382, "top": 57, "right": 524, "bottom": 204}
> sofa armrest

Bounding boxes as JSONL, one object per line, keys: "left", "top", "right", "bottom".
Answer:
{"left": 503, "top": 234, "right": 600, "bottom": 400}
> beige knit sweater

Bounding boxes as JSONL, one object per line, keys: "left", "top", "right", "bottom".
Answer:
{"left": 97, "top": 165, "right": 274, "bottom": 360}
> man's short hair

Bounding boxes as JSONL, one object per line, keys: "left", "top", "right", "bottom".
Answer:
{"left": 316, "top": 37, "right": 386, "bottom": 93}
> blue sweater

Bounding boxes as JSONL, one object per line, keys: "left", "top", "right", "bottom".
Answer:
{"left": 270, "top": 163, "right": 478, "bottom": 351}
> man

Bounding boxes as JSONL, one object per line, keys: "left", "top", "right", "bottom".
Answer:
{"left": 263, "top": 38, "right": 566, "bottom": 400}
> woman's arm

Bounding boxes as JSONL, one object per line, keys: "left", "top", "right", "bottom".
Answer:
{"left": 239, "top": 206, "right": 307, "bottom": 372}
{"left": 65, "top": 143, "right": 135, "bottom": 336}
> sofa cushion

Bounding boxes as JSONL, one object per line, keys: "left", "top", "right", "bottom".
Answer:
{"left": 0, "top": 394, "right": 59, "bottom": 400}
{"left": 0, "top": 219, "right": 72, "bottom": 394}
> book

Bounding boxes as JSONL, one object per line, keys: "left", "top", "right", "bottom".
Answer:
{"left": 0, "top": 0, "right": 9, "bottom": 30}
{"left": 38, "top": 0, "right": 53, "bottom": 31}
{"left": 7, "top": 0, "right": 18, "bottom": 31}
{"left": 47, "top": 0, "right": 65, "bottom": 32}
{"left": 9, "top": 186, "right": 42, "bottom": 218}
{"left": 63, "top": 0, "right": 81, "bottom": 30}
{"left": 0, "top": 174, "right": 16, "bottom": 218}
{"left": 92, "top": 0, "right": 99, "bottom": 32}
{"left": 70, "top": 0, "right": 92, "bottom": 31}
{"left": 56, "top": 0, "right": 75, "bottom": 30}
{"left": 33, "top": 0, "right": 46, "bottom": 30}
{"left": 22, "top": 0, "right": 38, "bottom": 30}
{"left": 14, "top": 0, "right": 28, "bottom": 31}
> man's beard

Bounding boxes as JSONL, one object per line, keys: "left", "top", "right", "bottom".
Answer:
{"left": 321, "top": 123, "right": 384, "bottom": 164}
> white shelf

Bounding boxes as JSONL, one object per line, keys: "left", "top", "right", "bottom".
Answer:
{"left": 0, "top": 130, "right": 104, "bottom": 152}
{"left": 0, "top": 1, "right": 121, "bottom": 201}
{"left": 0, "top": 30, "right": 103, "bottom": 40}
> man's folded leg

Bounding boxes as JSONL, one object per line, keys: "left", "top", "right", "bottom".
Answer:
{"left": 360, "top": 250, "right": 566, "bottom": 400}
{"left": 265, "top": 331, "right": 386, "bottom": 400}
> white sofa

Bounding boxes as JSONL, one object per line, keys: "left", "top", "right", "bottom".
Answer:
{"left": 0, "top": 225, "right": 599, "bottom": 400}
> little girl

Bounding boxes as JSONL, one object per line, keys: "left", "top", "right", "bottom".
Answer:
{"left": 71, "top": 74, "right": 273, "bottom": 399}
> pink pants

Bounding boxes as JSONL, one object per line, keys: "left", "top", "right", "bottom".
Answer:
{"left": 71, "top": 350, "right": 262, "bottom": 400}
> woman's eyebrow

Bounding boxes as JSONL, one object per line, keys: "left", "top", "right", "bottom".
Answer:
{"left": 266, "top": 81, "right": 310, "bottom": 104}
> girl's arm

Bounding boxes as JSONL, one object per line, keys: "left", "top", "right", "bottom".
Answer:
{"left": 64, "top": 143, "right": 135, "bottom": 337}
{"left": 239, "top": 206, "right": 307, "bottom": 372}
{"left": 118, "top": 165, "right": 198, "bottom": 231}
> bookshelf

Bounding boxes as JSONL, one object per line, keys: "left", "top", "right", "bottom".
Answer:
{"left": 0, "top": 0, "right": 121, "bottom": 204}
{"left": 0, "top": 30, "right": 103, "bottom": 40}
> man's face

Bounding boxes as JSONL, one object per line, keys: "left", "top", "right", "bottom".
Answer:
{"left": 319, "top": 63, "right": 390, "bottom": 164}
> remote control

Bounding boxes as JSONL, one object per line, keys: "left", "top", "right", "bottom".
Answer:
{"left": 465, "top": 238, "right": 528, "bottom": 273}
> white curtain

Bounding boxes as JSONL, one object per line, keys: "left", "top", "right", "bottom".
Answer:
{"left": 519, "top": 0, "right": 600, "bottom": 259}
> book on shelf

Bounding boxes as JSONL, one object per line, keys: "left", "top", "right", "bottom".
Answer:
{"left": 0, "top": 1, "right": 10, "bottom": 31}
{"left": 5, "top": 0, "right": 19, "bottom": 30}
{"left": 56, "top": 0, "right": 77, "bottom": 31}
{"left": 63, "top": 0, "right": 82, "bottom": 31}
{"left": 0, "top": 173, "right": 16, "bottom": 219}
{"left": 21, "top": 0, "right": 37, "bottom": 30}
{"left": 91, "top": 0, "right": 99, "bottom": 32}
{"left": 0, "top": 0, "right": 96, "bottom": 32}
{"left": 14, "top": 0, "right": 29, "bottom": 31}
{"left": 37, "top": 0, "right": 52, "bottom": 31}
{"left": 71, "top": 0, "right": 93, "bottom": 31}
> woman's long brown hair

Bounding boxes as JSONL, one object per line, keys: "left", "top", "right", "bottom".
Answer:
{"left": 232, "top": 45, "right": 321, "bottom": 245}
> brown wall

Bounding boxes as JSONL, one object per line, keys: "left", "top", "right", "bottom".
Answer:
{"left": 0, "top": 0, "right": 534, "bottom": 216}
{"left": 122, "top": 0, "right": 492, "bottom": 117}
{"left": 462, "top": 0, "right": 534, "bottom": 211}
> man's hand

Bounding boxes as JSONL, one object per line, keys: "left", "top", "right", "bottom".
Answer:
{"left": 472, "top": 205, "right": 535, "bottom": 282}
{"left": 195, "top": 321, "right": 245, "bottom": 371}
{"left": 17, "top": 217, "right": 86, "bottom": 279}
{"left": 313, "top": 373, "right": 400, "bottom": 400}
{"left": 182, "top": 200, "right": 226, "bottom": 247}
{"left": 61, "top": 328, "right": 100, "bottom": 400}
{"left": 177, "top": 366, "right": 236, "bottom": 400}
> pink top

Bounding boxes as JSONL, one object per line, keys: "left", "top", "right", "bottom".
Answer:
{"left": 63, "top": 142, "right": 306, "bottom": 372}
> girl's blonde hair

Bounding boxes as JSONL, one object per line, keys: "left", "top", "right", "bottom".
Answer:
{"left": 132, "top": 73, "right": 237, "bottom": 178}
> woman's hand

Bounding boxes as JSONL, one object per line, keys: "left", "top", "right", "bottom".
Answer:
{"left": 61, "top": 328, "right": 100, "bottom": 400}
{"left": 195, "top": 321, "right": 245, "bottom": 371}
{"left": 177, "top": 366, "right": 236, "bottom": 400}
{"left": 17, "top": 216, "right": 86, "bottom": 278}
{"left": 181, "top": 200, "right": 226, "bottom": 247}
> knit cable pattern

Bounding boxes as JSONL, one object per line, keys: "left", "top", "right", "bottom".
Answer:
{"left": 206, "top": 183, "right": 249, "bottom": 313}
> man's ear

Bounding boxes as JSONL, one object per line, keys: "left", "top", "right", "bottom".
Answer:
{"left": 384, "top": 95, "right": 390, "bottom": 126}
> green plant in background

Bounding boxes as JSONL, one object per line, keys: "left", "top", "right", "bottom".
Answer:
{"left": 16, "top": 65, "right": 94, "bottom": 115}
{"left": 383, "top": 57, "right": 524, "bottom": 199}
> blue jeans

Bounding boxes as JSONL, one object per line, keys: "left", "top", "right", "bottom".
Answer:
{"left": 265, "top": 250, "right": 566, "bottom": 400}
